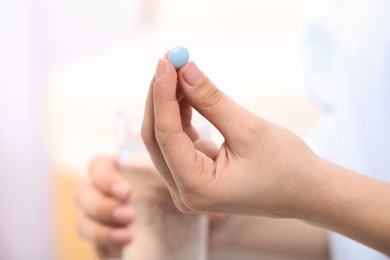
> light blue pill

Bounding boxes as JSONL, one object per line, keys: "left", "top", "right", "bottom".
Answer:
{"left": 168, "top": 46, "right": 189, "bottom": 70}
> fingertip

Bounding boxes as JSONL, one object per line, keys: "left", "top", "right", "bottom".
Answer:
{"left": 179, "top": 61, "right": 206, "bottom": 87}
{"left": 110, "top": 182, "right": 130, "bottom": 201}
{"left": 89, "top": 155, "right": 128, "bottom": 195}
{"left": 112, "top": 206, "right": 134, "bottom": 224}
{"left": 88, "top": 154, "right": 116, "bottom": 176}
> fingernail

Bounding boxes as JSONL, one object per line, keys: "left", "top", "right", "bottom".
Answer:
{"left": 110, "top": 182, "right": 129, "bottom": 200}
{"left": 156, "top": 59, "right": 165, "bottom": 79}
{"left": 111, "top": 229, "right": 131, "bottom": 243}
{"left": 182, "top": 61, "right": 205, "bottom": 87}
{"left": 112, "top": 206, "right": 134, "bottom": 223}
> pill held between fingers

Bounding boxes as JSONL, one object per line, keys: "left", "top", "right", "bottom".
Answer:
{"left": 168, "top": 46, "right": 190, "bottom": 70}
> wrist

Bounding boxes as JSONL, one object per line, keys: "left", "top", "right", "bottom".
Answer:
{"left": 286, "top": 155, "right": 332, "bottom": 221}
{"left": 291, "top": 157, "right": 390, "bottom": 255}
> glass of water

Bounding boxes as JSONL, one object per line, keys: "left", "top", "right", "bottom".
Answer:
{"left": 115, "top": 105, "right": 212, "bottom": 260}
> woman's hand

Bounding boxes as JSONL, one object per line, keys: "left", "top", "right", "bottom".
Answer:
{"left": 142, "top": 57, "right": 390, "bottom": 256}
{"left": 142, "top": 58, "right": 321, "bottom": 218}
{"left": 75, "top": 156, "right": 134, "bottom": 259}
{"left": 75, "top": 156, "right": 133, "bottom": 259}
{"left": 75, "top": 155, "right": 208, "bottom": 259}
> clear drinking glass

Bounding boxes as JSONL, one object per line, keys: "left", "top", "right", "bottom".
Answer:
{"left": 115, "top": 105, "right": 212, "bottom": 260}
{"left": 116, "top": 105, "right": 152, "bottom": 260}
{"left": 116, "top": 106, "right": 152, "bottom": 168}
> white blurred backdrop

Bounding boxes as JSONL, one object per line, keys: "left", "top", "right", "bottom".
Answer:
{"left": 1, "top": 0, "right": 389, "bottom": 259}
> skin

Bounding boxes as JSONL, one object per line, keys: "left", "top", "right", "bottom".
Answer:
{"left": 76, "top": 55, "right": 390, "bottom": 257}
{"left": 75, "top": 156, "right": 329, "bottom": 259}
{"left": 75, "top": 156, "right": 208, "bottom": 260}
{"left": 141, "top": 57, "right": 390, "bottom": 255}
{"left": 75, "top": 49, "right": 329, "bottom": 258}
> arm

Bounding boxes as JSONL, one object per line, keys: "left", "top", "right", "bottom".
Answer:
{"left": 76, "top": 158, "right": 331, "bottom": 260}
{"left": 143, "top": 57, "right": 390, "bottom": 255}
{"left": 209, "top": 216, "right": 329, "bottom": 259}
{"left": 297, "top": 160, "right": 390, "bottom": 255}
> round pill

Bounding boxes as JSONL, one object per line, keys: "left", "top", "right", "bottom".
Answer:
{"left": 168, "top": 46, "right": 190, "bottom": 70}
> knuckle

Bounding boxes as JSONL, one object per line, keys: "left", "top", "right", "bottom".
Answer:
{"left": 170, "top": 192, "right": 193, "bottom": 214}
{"left": 154, "top": 125, "right": 169, "bottom": 149}
{"left": 140, "top": 124, "right": 153, "bottom": 147}
{"left": 174, "top": 199, "right": 192, "bottom": 214}
{"left": 180, "top": 189, "right": 207, "bottom": 212}
{"left": 245, "top": 117, "right": 267, "bottom": 136}
{"left": 175, "top": 164, "right": 217, "bottom": 212}
{"left": 174, "top": 202, "right": 190, "bottom": 213}
{"left": 199, "top": 83, "right": 225, "bottom": 110}
{"left": 90, "top": 200, "right": 113, "bottom": 220}
{"left": 141, "top": 125, "right": 161, "bottom": 154}
{"left": 77, "top": 184, "right": 117, "bottom": 221}
{"left": 88, "top": 201, "right": 102, "bottom": 217}
{"left": 95, "top": 230, "right": 110, "bottom": 244}
{"left": 180, "top": 182, "right": 219, "bottom": 213}
{"left": 181, "top": 194, "right": 202, "bottom": 212}
{"left": 76, "top": 215, "right": 111, "bottom": 244}
{"left": 88, "top": 155, "right": 119, "bottom": 192}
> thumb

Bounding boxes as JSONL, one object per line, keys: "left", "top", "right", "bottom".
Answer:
{"left": 178, "top": 61, "right": 257, "bottom": 145}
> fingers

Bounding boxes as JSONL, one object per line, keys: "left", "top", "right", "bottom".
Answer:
{"left": 141, "top": 58, "right": 193, "bottom": 213}
{"left": 77, "top": 214, "right": 132, "bottom": 246}
{"left": 152, "top": 59, "right": 215, "bottom": 193}
{"left": 208, "top": 214, "right": 226, "bottom": 222}
{"left": 95, "top": 244, "right": 122, "bottom": 259}
{"left": 88, "top": 155, "right": 130, "bottom": 201}
{"left": 178, "top": 61, "right": 258, "bottom": 145}
{"left": 141, "top": 72, "right": 180, "bottom": 195}
{"left": 75, "top": 181, "right": 134, "bottom": 225}
{"left": 180, "top": 98, "right": 219, "bottom": 159}
{"left": 153, "top": 59, "right": 186, "bottom": 143}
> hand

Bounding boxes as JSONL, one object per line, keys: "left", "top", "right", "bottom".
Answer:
{"left": 141, "top": 58, "right": 322, "bottom": 218}
{"left": 75, "top": 156, "right": 133, "bottom": 259}
{"left": 142, "top": 57, "right": 390, "bottom": 256}
{"left": 75, "top": 155, "right": 209, "bottom": 260}
{"left": 75, "top": 156, "right": 328, "bottom": 259}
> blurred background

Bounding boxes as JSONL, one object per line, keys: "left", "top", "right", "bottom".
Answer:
{"left": 0, "top": 0, "right": 389, "bottom": 259}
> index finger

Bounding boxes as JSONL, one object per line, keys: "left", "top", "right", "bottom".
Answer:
{"left": 153, "top": 59, "right": 215, "bottom": 190}
{"left": 88, "top": 155, "right": 130, "bottom": 201}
